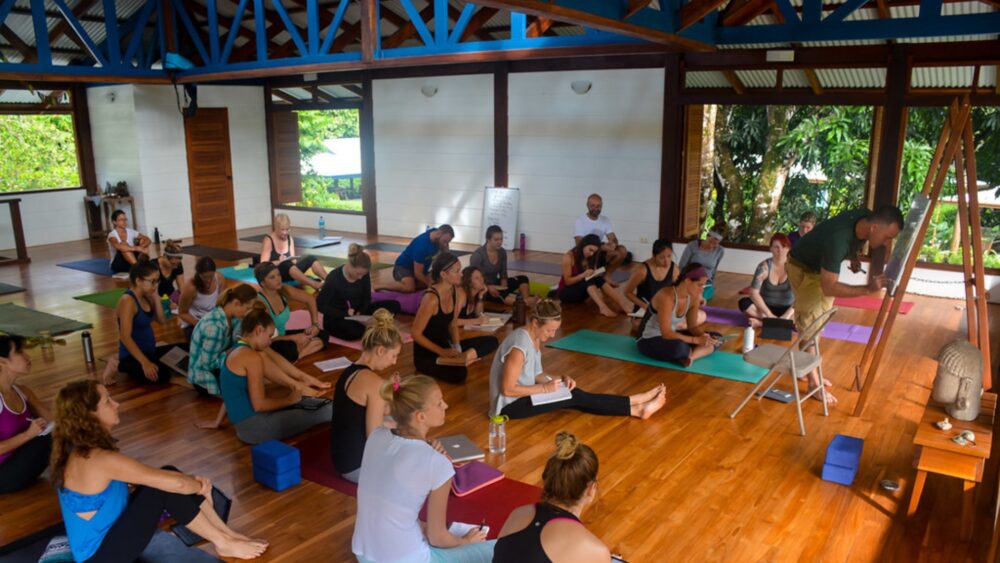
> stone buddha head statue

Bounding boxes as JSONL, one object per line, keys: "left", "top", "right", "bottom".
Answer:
{"left": 932, "top": 340, "right": 983, "bottom": 422}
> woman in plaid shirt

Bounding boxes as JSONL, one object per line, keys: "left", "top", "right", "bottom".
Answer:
{"left": 188, "top": 284, "right": 257, "bottom": 395}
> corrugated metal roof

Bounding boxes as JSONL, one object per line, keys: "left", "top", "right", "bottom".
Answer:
{"left": 980, "top": 66, "right": 998, "bottom": 88}
{"left": 815, "top": 67, "right": 887, "bottom": 88}
{"left": 735, "top": 69, "right": 777, "bottom": 88}
{"left": 912, "top": 66, "right": 976, "bottom": 88}
{"left": 781, "top": 69, "right": 811, "bottom": 88}
{"left": 685, "top": 71, "right": 730, "bottom": 88}
{"left": 0, "top": 89, "right": 60, "bottom": 104}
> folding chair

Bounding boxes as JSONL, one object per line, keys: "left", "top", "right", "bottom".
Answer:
{"left": 729, "top": 307, "right": 838, "bottom": 436}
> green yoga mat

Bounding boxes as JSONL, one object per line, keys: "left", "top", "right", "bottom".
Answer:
{"left": 0, "top": 303, "right": 92, "bottom": 337}
{"left": 547, "top": 330, "right": 767, "bottom": 384}
{"left": 74, "top": 287, "right": 126, "bottom": 309}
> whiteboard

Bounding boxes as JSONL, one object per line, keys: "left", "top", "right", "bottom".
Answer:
{"left": 481, "top": 187, "right": 519, "bottom": 251}
{"left": 885, "top": 193, "right": 931, "bottom": 294}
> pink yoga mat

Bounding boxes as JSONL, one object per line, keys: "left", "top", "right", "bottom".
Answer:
{"left": 291, "top": 429, "right": 540, "bottom": 539}
{"left": 834, "top": 295, "right": 913, "bottom": 314}
{"left": 287, "top": 310, "right": 412, "bottom": 350}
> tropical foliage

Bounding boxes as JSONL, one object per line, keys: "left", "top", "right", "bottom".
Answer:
{"left": 700, "top": 104, "right": 1000, "bottom": 267}
{"left": 290, "top": 109, "right": 363, "bottom": 211}
{"left": 0, "top": 114, "right": 80, "bottom": 192}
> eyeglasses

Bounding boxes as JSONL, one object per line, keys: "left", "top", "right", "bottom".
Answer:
{"left": 142, "top": 277, "right": 160, "bottom": 284}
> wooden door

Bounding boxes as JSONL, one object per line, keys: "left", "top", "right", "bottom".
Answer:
{"left": 184, "top": 108, "right": 237, "bottom": 241}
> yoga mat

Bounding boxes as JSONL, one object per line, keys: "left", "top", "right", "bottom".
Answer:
{"left": 287, "top": 310, "right": 413, "bottom": 349}
{"left": 507, "top": 259, "right": 630, "bottom": 284}
{"left": 181, "top": 244, "right": 258, "bottom": 262}
{"left": 0, "top": 281, "right": 25, "bottom": 295}
{"left": 0, "top": 303, "right": 92, "bottom": 337}
{"left": 315, "top": 257, "right": 392, "bottom": 272}
{"left": 292, "top": 429, "right": 540, "bottom": 539}
{"left": 240, "top": 233, "right": 342, "bottom": 248}
{"left": 835, "top": 295, "right": 913, "bottom": 314}
{"left": 74, "top": 287, "right": 126, "bottom": 309}
{"left": 703, "top": 306, "right": 875, "bottom": 344}
{"left": 372, "top": 290, "right": 424, "bottom": 315}
{"left": 547, "top": 330, "right": 768, "bottom": 383}
{"left": 57, "top": 258, "right": 115, "bottom": 277}
{"left": 220, "top": 261, "right": 390, "bottom": 285}
{"left": 219, "top": 265, "right": 259, "bottom": 284}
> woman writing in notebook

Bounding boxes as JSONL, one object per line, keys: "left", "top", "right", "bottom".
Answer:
{"left": 352, "top": 374, "right": 494, "bottom": 562}
{"left": 258, "top": 213, "right": 329, "bottom": 291}
{"left": 178, "top": 256, "right": 226, "bottom": 341}
{"left": 493, "top": 432, "right": 611, "bottom": 563}
{"left": 489, "top": 299, "right": 665, "bottom": 420}
{"left": 316, "top": 244, "right": 401, "bottom": 342}
{"left": 621, "top": 239, "right": 676, "bottom": 317}
{"left": 329, "top": 309, "right": 402, "bottom": 483}
{"left": 411, "top": 253, "right": 499, "bottom": 384}
{"left": 557, "top": 234, "right": 633, "bottom": 318}
{"left": 636, "top": 263, "right": 720, "bottom": 367}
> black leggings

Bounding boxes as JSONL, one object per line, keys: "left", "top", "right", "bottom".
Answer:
{"left": 557, "top": 277, "right": 605, "bottom": 304}
{"left": 0, "top": 434, "right": 52, "bottom": 494}
{"left": 414, "top": 337, "right": 499, "bottom": 384}
{"left": 110, "top": 252, "right": 132, "bottom": 273}
{"left": 119, "top": 344, "right": 186, "bottom": 384}
{"left": 85, "top": 466, "right": 203, "bottom": 563}
{"left": 484, "top": 276, "right": 531, "bottom": 303}
{"left": 271, "top": 328, "right": 329, "bottom": 363}
{"left": 737, "top": 297, "right": 791, "bottom": 318}
{"left": 500, "top": 388, "right": 630, "bottom": 419}
{"left": 279, "top": 256, "right": 318, "bottom": 282}
{"left": 323, "top": 301, "right": 402, "bottom": 341}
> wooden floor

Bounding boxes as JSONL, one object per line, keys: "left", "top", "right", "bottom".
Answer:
{"left": 1, "top": 227, "right": 998, "bottom": 562}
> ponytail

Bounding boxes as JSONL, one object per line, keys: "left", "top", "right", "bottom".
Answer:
{"left": 347, "top": 243, "right": 372, "bottom": 270}
{"left": 241, "top": 301, "right": 274, "bottom": 334}
{"left": 378, "top": 375, "right": 438, "bottom": 430}
{"left": 361, "top": 308, "right": 403, "bottom": 351}
{"left": 541, "top": 432, "right": 599, "bottom": 506}
{"left": 217, "top": 284, "right": 258, "bottom": 308}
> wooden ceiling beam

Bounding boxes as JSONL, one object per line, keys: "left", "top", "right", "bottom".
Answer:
{"left": 679, "top": 0, "right": 731, "bottom": 32}
{"left": 526, "top": 15, "right": 555, "bottom": 37}
{"left": 447, "top": 5, "right": 493, "bottom": 40}
{"left": 381, "top": 4, "right": 435, "bottom": 49}
{"left": 721, "top": 0, "right": 773, "bottom": 26}
{"left": 341, "top": 83, "right": 364, "bottom": 97}
{"left": 723, "top": 70, "right": 746, "bottom": 94}
{"left": 804, "top": 68, "right": 824, "bottom": 94}
{"left": 459, "top": 7, "right": 499, "bottom": 42}
{"left": 470, "top": 0, "right": 712, "bottom": 50}
{"left": 270, "top": 88, "right": 301, "bottom": 103}
{"left": 0, "top": 25, "right": 37, "bottom": 64}
{"left": 625, "top": 0, "right": 654, "bottom": 19}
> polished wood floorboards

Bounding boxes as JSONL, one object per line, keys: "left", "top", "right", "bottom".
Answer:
{"left": 1, "top": 228, "right": 998, "bottom": 562}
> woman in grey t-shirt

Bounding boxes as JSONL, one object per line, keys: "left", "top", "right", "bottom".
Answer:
{"left": 469, "top": 225, "right": 538, "bottom": 307}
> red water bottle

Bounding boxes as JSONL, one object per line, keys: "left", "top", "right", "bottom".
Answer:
{"left": 519, "top": 233, "right": 526, "bottom": 254}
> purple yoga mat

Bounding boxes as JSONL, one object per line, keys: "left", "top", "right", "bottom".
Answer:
{"left": 701, "top": 306, "right": 874, "bottom": 344}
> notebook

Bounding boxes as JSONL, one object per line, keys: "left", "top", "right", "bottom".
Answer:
{"left": 160, "top": 346, "right": 189, "bottom": 377}
{"left": 761, "top": 318, "right": 794, "bottom": 341}
{"left": 585, "top": 266, "right": 606, "bottom": 281}
{"left": 314, "top": 357, "right": 352, "bottom": 372}
{"left": 437, "top": 434, "right": 485, "bottom": 463}
{"left": 530, "top": 383, "right": 573, "bottom": 406}
{"left": 449, "top": 521, "right": 490, "bottom": 536}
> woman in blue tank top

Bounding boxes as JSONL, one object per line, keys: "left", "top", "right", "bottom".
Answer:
{"left": 220, "top": 302, "right": 332, "bottom": 445}
{"left": 52, "top": 380, "right": 267, "bottom": 562}
{"left": 102, "top": 260, "right": 185, "bottom": 386}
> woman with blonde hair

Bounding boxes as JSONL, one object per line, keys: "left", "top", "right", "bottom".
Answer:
{"left": 330, "top": 308, "right": 403, "bottom": 482}
{"left": 352, "top": 375, "right": 494, "bottom": 562}
{"left": 490, "top": 299, "right": 665, "bottom": 420}
{"left": 220, "top": 304, "right": 331, "bottom": 445}
{"left": 178, "top": 256, "right": 226, "bottom": 341}
{"left": 494, "top": 432, "right": 610, "bottom": 562}
{"left": 52, "top": 380, "right": 267, "bottom": 562}
{"left": 155, "top": 239, "right": 185, "bottom": 301}
{"left": 259, "top": 213, "right": 328, "bottom": 290}
{"left": 254, "top": 262, "right": 327, "bottom": 363}
{"left": 317, "top": 243, "right": 401, "bottom": 341}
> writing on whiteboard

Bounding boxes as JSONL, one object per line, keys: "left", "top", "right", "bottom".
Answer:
{"left": 481, "top": 187, "right": 519, "bottom": 251}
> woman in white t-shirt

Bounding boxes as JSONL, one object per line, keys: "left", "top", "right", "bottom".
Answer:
{"left": 352, "top": 375, "right": 495, "bottom": 563}
{"left": 107, "top": 210, "right": 151, "bottom": 273}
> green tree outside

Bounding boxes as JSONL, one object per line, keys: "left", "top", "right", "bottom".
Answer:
{"left": 291, "top": 109, "right": 363, "bottom": 211}
{"left": 0, "top": 114, "right": 81, "bottom": 192}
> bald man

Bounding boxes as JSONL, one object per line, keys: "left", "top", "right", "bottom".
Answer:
{"left": 573, "top": 193, "right": 631, "bottom": 275}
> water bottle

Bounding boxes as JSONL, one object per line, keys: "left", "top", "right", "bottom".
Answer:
{"left": 489, "top": 415, "right": 508, "bottom": 454}
{"left": 519, "top": 233, "right": 526, "bottom": 254}
{"left": 153, "top": 227, "right": 160, "bottom": 245}
{"left": 318, "top": 216, "right": 326, "bottom": 240}
{"left": 161, "top": 295, "right": 172, "bottom": 318}
{"left": 742, "top": 324, "right": 755, "bottom": 353}
{"left": 82, "top": 331, "right": 94, "bottom": 363}
{"left": 513, "top": 294, "right": 527, "bottom": 326}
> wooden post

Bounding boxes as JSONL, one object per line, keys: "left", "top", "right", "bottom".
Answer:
{"left": 962, "top": 122, "right": 992, "bottom": 389}
{"left": 659, "top": 54, "right": 684, "bottom": 240}
{"left": 361, "top": 72, "right": 378, "bottom": 236}
{"left": 494, "top": 62, "right": 508, "bottom": 188}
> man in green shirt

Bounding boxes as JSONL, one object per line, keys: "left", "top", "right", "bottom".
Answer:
{"left": 786, "top": 205, "right": 904, "bottom": 404}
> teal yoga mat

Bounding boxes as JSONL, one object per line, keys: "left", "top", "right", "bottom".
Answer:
{"left": 547, "top": 330, "right": 768, "bottom": 384}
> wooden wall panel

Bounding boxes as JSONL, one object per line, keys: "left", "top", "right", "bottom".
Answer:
{"left": 269, "top": 112, "right": 303, "bottom": 205}
{"left": 681, "top": 104, "right": 704, "bottom": 238}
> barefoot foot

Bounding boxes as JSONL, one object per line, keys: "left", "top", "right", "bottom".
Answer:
{"left": 809, "top": 387, "right": 838, "bottom": 405}
{"left": 215, "top": 538, "right": 269, "bottom": 560}
{"left": 598, "top": 306, "right": 616, "bottom": 318}
{"left": 635, "top": 389, "right": 667, "bottom": 420}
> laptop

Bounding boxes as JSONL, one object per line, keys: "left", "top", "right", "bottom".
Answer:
{"left": 437, "top": 434, "right": 485, "bottom": 463}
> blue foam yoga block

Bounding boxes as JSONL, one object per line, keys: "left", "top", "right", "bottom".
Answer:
{"left": 251, "top": 440, "right": 300, "bottom": 474}
{"left": 825, "top": 434, "right": 864, "bottom": 470}
{"left": 821, "top": 462, "right": 858, "bottom": 486}
{"left": 252, "top": 464, "right": 301, "bottom": 492}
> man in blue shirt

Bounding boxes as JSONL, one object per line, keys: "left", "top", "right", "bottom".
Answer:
{"left": 376, "top": 225, "right": 455, "bottom": 293}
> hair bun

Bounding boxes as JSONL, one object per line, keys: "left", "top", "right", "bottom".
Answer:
{"left": 553, "top": 431, "right": 579, "bottom": 460}
{"left": 348, "top": 243, "right": 364, "bottom": 257}
{"left": 371, "top": 307, "right": 394, "bottom": 326}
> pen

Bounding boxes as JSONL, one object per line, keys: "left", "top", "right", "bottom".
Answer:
{"left": 478, "top": 518, "right": 486, "bottom": 531}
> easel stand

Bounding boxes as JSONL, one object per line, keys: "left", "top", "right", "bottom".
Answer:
{"left": 852, "top": 96, "right": 992, "bottom": 417}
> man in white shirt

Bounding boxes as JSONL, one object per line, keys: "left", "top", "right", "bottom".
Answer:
{"left": 573, "top": 193, "right": 631, "bottom": 274}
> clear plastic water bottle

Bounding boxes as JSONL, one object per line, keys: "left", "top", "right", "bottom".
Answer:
{"left": 318, "top": 216, "right": 326, "bottom": 240}
{"left": 489, "top": 415, "right": 508, "bottom": 454}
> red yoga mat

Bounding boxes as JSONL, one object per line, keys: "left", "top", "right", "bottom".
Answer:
{"left": 833, "top": 295, "right": 914, "bottom": 314}
{"left": 291, "top": 429, "right": 541, "bottom": 539}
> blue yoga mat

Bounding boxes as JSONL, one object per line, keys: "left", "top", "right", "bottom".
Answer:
{"left": 547, "top": 330, "right": 768, "bottom": 384}
{"left": 57, "top": 258, "right": 115, "bottom": 277}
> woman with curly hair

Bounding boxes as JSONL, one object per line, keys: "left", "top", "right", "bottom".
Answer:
{"left": 51, "top": 380, "right": 267, "bottom": 562}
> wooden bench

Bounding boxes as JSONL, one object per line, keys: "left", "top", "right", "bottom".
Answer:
{"left": 908, "top": 392, "right": 996, "bottom": 539}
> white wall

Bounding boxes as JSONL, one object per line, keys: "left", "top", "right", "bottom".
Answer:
{"left": 373, "top": 74, "right": 494, "bottom": 244}
{"left": 509, "top": 68, "right": 664, "bottom": 253}
{"left": 0, "top": 189, "right": 90, "bottom": 250}
{"left": 86, "top": 84, "right": 272, "bottom": 243}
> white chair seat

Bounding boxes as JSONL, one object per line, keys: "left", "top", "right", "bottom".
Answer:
{"left": 743, "top": 344, "right": 822, "bottom": 379}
